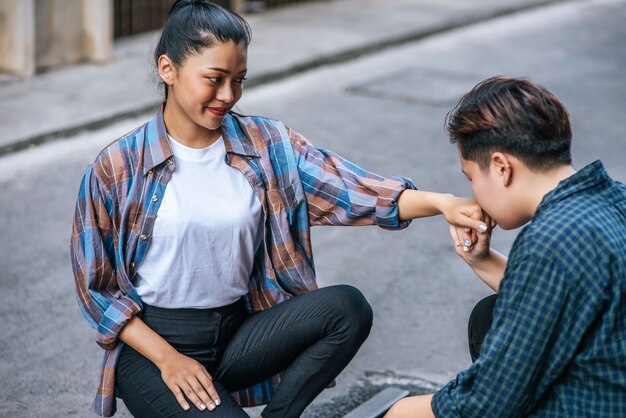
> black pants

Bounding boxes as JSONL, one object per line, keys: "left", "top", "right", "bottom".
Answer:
{"left": 467, "top": 294, "right": 498, "bottom": 362}
{"left": 116, "top": 285, "right": 373, "bottom": 418}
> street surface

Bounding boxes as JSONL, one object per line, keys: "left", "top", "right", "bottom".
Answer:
{"left": 1, "top": 0, "right": 625, "bottom": 416}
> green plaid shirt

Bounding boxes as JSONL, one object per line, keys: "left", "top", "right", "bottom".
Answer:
{"left": 433, "top": 161, "right": 626, "bottom": 417}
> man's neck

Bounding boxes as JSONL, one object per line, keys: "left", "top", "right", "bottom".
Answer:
{"left": 526, "top": 164, "right": 576, "bottom": 218}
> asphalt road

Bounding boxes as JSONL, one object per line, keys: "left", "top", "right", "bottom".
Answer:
{"left": 1, "top": 0, "right": 625, "bottom": 416}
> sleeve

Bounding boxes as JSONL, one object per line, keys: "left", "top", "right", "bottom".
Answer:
{"left": 289, "top": 128, "right": 415, "bottom": 229}
{"left": 70, "top": 164, "right": 141, "bottom": 350}
{"left": 431, "top": 250, "right": 602, "bottom": 417}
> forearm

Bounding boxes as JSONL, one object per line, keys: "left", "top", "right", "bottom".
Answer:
{"left": 397, "top": 189, "right": 451, "bottom": 220}
{"left": 119, "top": 315, "right": 177, "bottom": 368}
{"left": 385, "top": 394, "right": 435, "bottom": 418}
{"left": 468, "top": 250, "right": 508, "bottom": 292}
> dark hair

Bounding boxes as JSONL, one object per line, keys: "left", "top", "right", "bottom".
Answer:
{"left": 446, "top": 76, "right": 572, "bottom": 171}
{"left": 154, "top": 0, "right": 252, "bottom": 99}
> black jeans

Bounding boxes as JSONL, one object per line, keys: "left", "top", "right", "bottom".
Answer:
{"left": 115, "top": 285, "right": 373, "bottom": 418}
{"left": 467, "top": 294, "right": 498, "bottom": 362}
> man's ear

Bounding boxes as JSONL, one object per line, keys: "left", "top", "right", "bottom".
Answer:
{"left": 158, "top": 54, "right": 176, "bottom": 86}
{"left": 490, "top": 152, "right": 513, "bottom": 187}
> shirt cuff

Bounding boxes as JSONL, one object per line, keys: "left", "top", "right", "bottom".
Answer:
{"left": 375, "top": 176, "right": 416, "bottom": 230}
{"left": 95, "top": 296, "right": 142, "bottom": 350}
{"left": 432, "top": 381, "right": 462, "bottom": 418}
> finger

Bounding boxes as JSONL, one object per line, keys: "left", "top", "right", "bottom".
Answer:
{"left": 463, "top": 227, "right": 474, "bottom": 248}
{"left": 180, "top": 380, "right": 207, "bottom": 412}
{"left": 476, "top": 220, "right": 489, "bottom": 233}
{"left": 456, "top": 210, "right": 489, "bottom": 233}
{"left": 187, "top": 376, "right": 214, "bottom": 411}
{"left": 167, "top": 383, "right": 191, "bottom": 411}
{"left": 198, "top": 369, "right": 221, "bottom": 408}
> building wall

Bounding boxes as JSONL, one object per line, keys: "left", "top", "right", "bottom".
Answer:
{"left": 0, "top": 0, "right": 111, "bottom": 77}
{"left": 35, "top": 0, "right": 84, "bottom": 70}
{"left": 0, "top": 0, "right": 36, "bottom": 77}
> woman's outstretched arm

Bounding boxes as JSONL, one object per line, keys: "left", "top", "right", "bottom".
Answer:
{"left": 397, "top": 189, "right": 488, "bottom": 232}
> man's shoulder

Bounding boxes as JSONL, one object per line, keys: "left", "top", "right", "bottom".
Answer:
{"left": 510, "top": 184, "right": 626, "bottom": 279}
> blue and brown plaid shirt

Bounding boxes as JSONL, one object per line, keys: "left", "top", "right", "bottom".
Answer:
{"left": 71, "top": 110, "right": 414, "bottom": 416}
{"left": 433, "top": 161, "right": 626, "bottom": 417}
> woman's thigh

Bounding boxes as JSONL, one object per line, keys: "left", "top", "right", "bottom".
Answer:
{"left": 116, "top": 344, "right": 248, "bottom": 418}
{"left": 215, "top": 284, "right": 373, "bottom": 391}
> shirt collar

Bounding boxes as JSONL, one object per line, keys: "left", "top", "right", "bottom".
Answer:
{"left": 142, "top": 110, "right": 260, "bottom": 175}
{"left": 536, "top": 160, "right": 610, "bottom": 215}
{"left": 221, "top": 113, "right": 261, "bottom": 159}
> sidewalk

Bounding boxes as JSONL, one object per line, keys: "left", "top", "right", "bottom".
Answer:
{"left": 0, "top": 0, "right": 563, "bottom": 156}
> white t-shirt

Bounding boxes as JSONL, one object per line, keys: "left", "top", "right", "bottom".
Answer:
{"left": 136, "top": 135, "right": 263, "bottom": 308}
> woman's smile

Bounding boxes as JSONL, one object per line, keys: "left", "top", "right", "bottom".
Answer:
{"left": 206, "top": 106, "right": 228, "bottom": 117}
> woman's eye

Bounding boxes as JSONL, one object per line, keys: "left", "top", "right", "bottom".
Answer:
{"left": 207, "top": 77, "right": 222, "bottom": 84}
{"left": 235, "top": 77, "right": 248, "bottom": 85}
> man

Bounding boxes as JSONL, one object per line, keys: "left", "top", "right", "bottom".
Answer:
{"left": 386, "top": 76, "right": 626, "bottom": 417}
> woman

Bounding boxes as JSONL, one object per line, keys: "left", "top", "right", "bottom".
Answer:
{"left": 71, "top": 1, "right": 486, "bottom": 417}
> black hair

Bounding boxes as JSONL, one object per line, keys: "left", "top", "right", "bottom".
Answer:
{"left": 154, "top": 0, "right": 252, "bottom": 99}
{"left": 446, "top": 76, "right": 572, "bottom": 171}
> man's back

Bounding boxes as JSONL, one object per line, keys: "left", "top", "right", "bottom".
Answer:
{"left": 493, "top": 161, "right": 626, "bottom": 416}
{"left": 433, "top": 161, "right": 626, "bottom": 417}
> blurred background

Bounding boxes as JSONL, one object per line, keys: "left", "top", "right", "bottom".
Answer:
{"left": 1, "top": 0, "right": 625, "bottom": 417}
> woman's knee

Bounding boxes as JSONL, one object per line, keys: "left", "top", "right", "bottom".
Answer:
{"left": 321, "top": 285, "right": 373, "bottom": 336}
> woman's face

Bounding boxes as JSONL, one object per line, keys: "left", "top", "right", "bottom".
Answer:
{"left": 163, "top": 40, "right": 248, "bottom": 132}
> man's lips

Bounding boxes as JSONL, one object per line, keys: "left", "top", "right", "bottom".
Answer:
{"left": 207, "top": 107, "right": 228, "bottom": 116}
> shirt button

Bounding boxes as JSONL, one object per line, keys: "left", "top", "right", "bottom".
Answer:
{"left": 140, "top": 234, "right": 148, "bottom": 241}
{"left": 168, "top": 158, "right": 174, "bottom": 165}
{"left": 152, "top": 195, "right": 159, "bottom": 202}
{"left": 246, "top": 156, "right": 253, "bottom": 160}
{"left": 147, "top": 170, "right": 152, "bottom": 175}
{"left": 130, "top": 262, "right": 136, "bottom": 268}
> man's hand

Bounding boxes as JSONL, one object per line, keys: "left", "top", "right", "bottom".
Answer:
{"left": 448, "top": 214, "right": 506, "bottom": 292}
{"left": 449, "top": 214, "right": 496, "bottom": 259}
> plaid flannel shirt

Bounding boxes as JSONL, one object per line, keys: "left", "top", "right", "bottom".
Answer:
{"left": 71, "top": 110, "right": 414, "bottom": 416}
{"left": 433, "top": 161, "right": 626, "bottom": 417}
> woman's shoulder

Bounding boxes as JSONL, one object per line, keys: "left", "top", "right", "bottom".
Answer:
{"left": 90, "top": 121, "right": 150, "bottom": 185}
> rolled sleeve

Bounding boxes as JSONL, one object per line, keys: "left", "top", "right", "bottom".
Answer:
{"left": 375, "top": 176, "right": 415, "bottom": 230}
{"left": 432, "top": 380, "right": 463, "bottom": 417}
{"left": 95, "top": 295, "right": 142, "bottom": 349}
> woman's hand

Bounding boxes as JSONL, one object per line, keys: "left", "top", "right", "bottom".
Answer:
{"left": 157, "top": 350, "right": 221, "bottom": 412}
{"left": 437, "top": 195, "right": 488, "bottom": 234}
{"left": 119, "top": 316, "right": 222, "bottom": 413}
